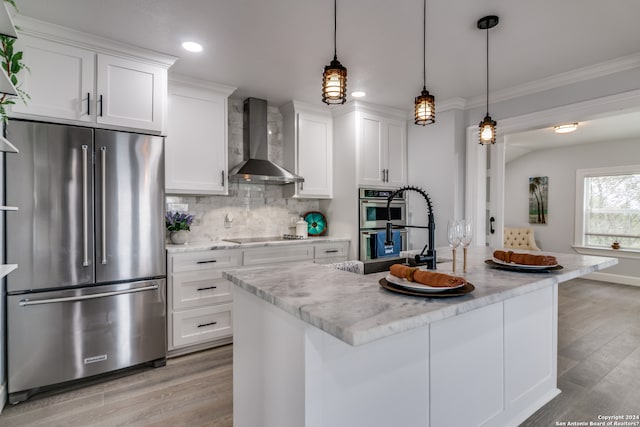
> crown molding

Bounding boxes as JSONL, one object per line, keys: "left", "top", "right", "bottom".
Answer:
{"left": 14, "top": 15, "right": 177, "bottom": 68}
{"left": 331, "top": 100, "right": 408, "bottom": 120}
{"left": 465, "top": 52, "right": 640, "bottom": 110}
{"left": 169, "top": 73, "right": 236, "bottom": 96}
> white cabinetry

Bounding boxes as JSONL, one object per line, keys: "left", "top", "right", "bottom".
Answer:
{"left": 281, "top": 101, "right": 333, "bottom": 198}
{"left": 95, "top": 53, "right": 165, "bottom": 131}
{"left": 359, "top": 111, "right": 407, "bottom": 187}
{"left": 166, "top": 240, "right": 349, "bottom": 355}
{"left": 167, "top": 250, "right": 241, "bottom": 355}
{"left": 165, "top": 78, "right": 235, "bottom": 195}
{"left": 10, "top": 18, "right": 175, "bottom": 133}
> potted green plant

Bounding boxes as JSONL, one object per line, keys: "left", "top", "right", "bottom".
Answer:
{"left": 0, "top": 0, "right": 29, "bottom": 122}
{"left": 165, "top": 211, "right": 195, "bottom": 244}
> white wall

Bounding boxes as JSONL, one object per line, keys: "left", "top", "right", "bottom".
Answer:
{"left": 504, "top": 138, "right": 640, "bottom": 278}
{"left": 407, "top": 109, "right": 466, "bottom": 250}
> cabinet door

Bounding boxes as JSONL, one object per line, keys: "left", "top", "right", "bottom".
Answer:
{"left": 385, "top": 119, "right": 407, "bottom": 186}
{"left": 358, "top": 113, "right": 385, "bottom": 187}
{"left": 96, "top": 54, "right": 165, "bottom": 132}
{"left": 11, "top": 35, "right": 94, "bottom": 122}
{"left": 165, "top": 83, "right": 228, "bottom": 194}
{"left": 298, "top": 112, "right": 332, "bottom": 198}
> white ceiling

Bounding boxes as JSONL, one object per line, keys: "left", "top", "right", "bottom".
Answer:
{"left": 13, "top": 0, "right": 640, "bottom": 111}
{"left": 505, "top": 111, "right": 640, "bottom": 163}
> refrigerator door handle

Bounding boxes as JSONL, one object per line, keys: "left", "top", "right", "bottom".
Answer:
{"left": 82, "top": 144, "right": 90, "bottom": 267}
{"left": 100, "top": 146, "right": 107, "bottom": 265}
{"left": 18, "top": 284, "right": 159, "bottom": 307}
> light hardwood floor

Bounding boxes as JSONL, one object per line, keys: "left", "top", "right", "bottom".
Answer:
{"left": 1, "top": 278, "right": 639, "bottom": 426}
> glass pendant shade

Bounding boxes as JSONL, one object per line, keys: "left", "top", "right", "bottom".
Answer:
{"left": 414, "top": 88, "right": 435, "bottom": 125}
{"left": 322, "top": 57, "right": 347, "bottom": 105}
{"left": 479, "top": 114, "right": 497, "bottom": 144}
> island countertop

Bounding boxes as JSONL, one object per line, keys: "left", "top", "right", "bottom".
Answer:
{"left": 223, "top": 247, "right": 617, "bottom": 346}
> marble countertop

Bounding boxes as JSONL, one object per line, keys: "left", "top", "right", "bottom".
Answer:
{"left": 223, "top": 246, "right": 617, "bottom": 346}
{"left": 166, "top": 236, "right": 350, "bottom": 253}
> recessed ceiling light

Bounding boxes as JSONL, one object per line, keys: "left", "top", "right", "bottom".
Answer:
{"left": 352, "top": 91, "right": 366, "bottom": 98}
{"left": 554, "top": 123, "right": 578, "bottom": 134}
{"left": 182, "top": 41, "right": 203, "bottom": 53}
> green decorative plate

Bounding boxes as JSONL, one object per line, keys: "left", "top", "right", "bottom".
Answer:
{"left": 303, "top": 211, "right": 327, "bottom": 236}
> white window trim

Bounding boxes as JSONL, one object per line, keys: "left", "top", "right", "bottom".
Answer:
{"left": 574, "top": 164, "right": 640, "bottom": 254}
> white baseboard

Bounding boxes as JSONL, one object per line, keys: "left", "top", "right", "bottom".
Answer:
{"left": 585, "top": 272, "right": 640, "bottom": 287}
{"left": 0, "top": 382, "right": 6, "bottom": 415}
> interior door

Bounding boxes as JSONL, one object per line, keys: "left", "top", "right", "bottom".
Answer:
{"left": 6, "top": 121, "right": 95, "bottom": 292}
{"left": 94, "top": 129, "right": 165, "bottom": 283}
{"left": 487, "top": 141, "right": 506, "bottom": 248}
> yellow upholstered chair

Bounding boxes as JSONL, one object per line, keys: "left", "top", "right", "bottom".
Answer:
{"left": 503, "top": 227, "right": 541, "bottom": 251}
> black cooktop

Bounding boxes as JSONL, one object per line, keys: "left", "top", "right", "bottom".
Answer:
{"left": 222, "top": 235, "right": 306, "bottom": 244}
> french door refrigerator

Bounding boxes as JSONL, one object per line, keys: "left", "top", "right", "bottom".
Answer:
{"left": 5, "top": 120, "right": 167, "bottom": 403}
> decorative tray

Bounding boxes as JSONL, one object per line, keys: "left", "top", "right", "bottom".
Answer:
{"left": 484, "top": 259, "right": 563, "bottom": 273}
{"left": 379, "top": 278, "right": 475, "bottom": 298}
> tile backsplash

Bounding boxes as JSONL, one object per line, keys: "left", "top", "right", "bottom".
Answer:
{"left": 166, "top": 99, "right": 319, "bottom": 242}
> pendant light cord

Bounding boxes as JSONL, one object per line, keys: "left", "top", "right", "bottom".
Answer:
{"left": 422, "top": 0, "right": 426, "bottom": 90}
{"left": 333, "top": 0, "right": 337, "bottom": 60}
{"left": 485, "top": 26, "right": 489, "bottom": 115}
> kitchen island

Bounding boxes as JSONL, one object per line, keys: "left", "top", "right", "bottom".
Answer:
{"left": 223, "top": 247, "right": 616, "bottom": 427}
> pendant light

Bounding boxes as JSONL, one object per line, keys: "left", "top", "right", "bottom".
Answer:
{"left": 414, "top": 0, "right": 435, "bottom": 125}
{"left": 322, "top": 0, "right": 347, "bottom": 105}
{"left": 477, "top": 15, "right": 499, "bottom": 145}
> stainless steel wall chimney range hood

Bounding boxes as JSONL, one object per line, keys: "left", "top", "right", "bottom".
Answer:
{"left": 228, "top": 97, "right": 304, "bottom": 184}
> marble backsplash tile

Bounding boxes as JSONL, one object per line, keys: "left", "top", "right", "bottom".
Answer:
{"left": 166, "top": 184, "right": 319, "bottom": 242}
{"left": 166, "top": 98, "right": 318, "bottom": 243}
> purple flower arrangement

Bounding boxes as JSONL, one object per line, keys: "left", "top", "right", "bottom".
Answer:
{"left": 165, "top": 211, "right": 195, "bottom": 232}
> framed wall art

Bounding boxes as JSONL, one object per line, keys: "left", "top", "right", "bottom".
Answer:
{"left": 529, "top": 176, "right": 548, "bottom": 224}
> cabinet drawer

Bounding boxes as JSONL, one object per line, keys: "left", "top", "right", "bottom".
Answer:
{"left": 243, "top": 245, "right": 314, "bottom": 266}
{"left": 172, "top": 303, "right": 232, "bottom": 348}
{"left": 169, "top": 250, "right": 242, "bottom": 273}
{"left": 314, "top": 242, "right": 349, "bottom": 260}
{"left": 172, "top": 271, "right": 232, "bottom": 310}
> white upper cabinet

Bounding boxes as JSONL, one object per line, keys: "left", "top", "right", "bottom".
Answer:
{"left": 358, "top": 110, "right": 407, "bottom": 187}
{"left": 282, "top": 101, "right": 333, "bottom": 199}
{"left": 11, "top": 35, "right": 94, "bottom": 122}
{"left": 165, "top": 78, "right": 235, "bottom": 195}
{"left": 9, "top": 17, "right": 175, "bottom": 133}
{"left": 96, "top": 54, "right": 165, "bottom": 132}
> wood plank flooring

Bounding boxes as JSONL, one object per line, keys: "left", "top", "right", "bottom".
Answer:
{"left": 0, "top": 278, "right": 638, "bottom": 426}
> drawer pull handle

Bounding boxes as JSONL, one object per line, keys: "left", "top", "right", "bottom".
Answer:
{"left": 196, "top": 260, "right": 217, "bottom": 264}
{"left": 197, "top": 321, "right": 217, "bottom": 328}
{"left": 325, "top": 249, "right": 339, "bottom": 253}
{"left": 196, "top": 286, "right": 217, "bottom": 291}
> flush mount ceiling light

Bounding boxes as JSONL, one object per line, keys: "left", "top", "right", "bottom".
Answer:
{"left": 322, "top": 0, "right": 347, "bottom": 105}
{"left": 182, "top": 41, "right": 203, "bottom": 53}
{"left": 414, "top": 0, "right": 435, "bottom": 126}
{"left": 554, "top": 123, "right": 579, "bottom": 134}
{"left": 477, "top": 15, "right": 499, "bottom": 145}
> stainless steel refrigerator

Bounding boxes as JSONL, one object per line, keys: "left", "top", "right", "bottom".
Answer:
{"left": 5, "top": 120, "right": 167, "bottom": 404}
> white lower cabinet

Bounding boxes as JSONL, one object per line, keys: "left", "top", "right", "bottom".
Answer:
{"left": 167, "top": 240, "right": 350, "bottom": 355}
{"left": 172, "top": 303, "right": 233, "bottom": 348}
{"left": 167, "top": 250, "right": 241, "bottom": 355}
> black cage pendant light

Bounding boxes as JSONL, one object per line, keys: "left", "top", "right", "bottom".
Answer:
{"left": 322, "top": 0, "right": 347, "bottom": 105}
{"left": 414, "top": 0, "right": 435, "bottom": 125}
{"left": 477, "top": 15, "right": 499, "bottom": 145}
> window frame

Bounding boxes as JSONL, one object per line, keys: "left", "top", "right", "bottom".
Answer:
{"left": 573, "top": 164, "right": 640, "bottom": 259}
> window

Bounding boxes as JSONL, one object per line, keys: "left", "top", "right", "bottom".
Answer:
{"left": 575, "top": 165, "right": 640, "bottom": 250}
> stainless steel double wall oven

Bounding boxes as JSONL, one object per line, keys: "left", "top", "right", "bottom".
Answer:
{"left": 359, "top": 188, "right": 407, "bottom": 261}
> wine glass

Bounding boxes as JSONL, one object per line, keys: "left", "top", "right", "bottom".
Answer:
{"left": 447, "top": 220, "right": 462, "bottom": 274}
{"left": 459, "top": 220, "right": 473, "bottom": 273}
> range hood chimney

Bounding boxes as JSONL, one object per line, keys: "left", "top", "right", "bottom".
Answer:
{"left": 228, "top": 97, "right": 304, "bottom": 184}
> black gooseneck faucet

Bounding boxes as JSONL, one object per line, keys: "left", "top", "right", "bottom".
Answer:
{"left": 385, "top": 185, "right": 437, "bottom": 269}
